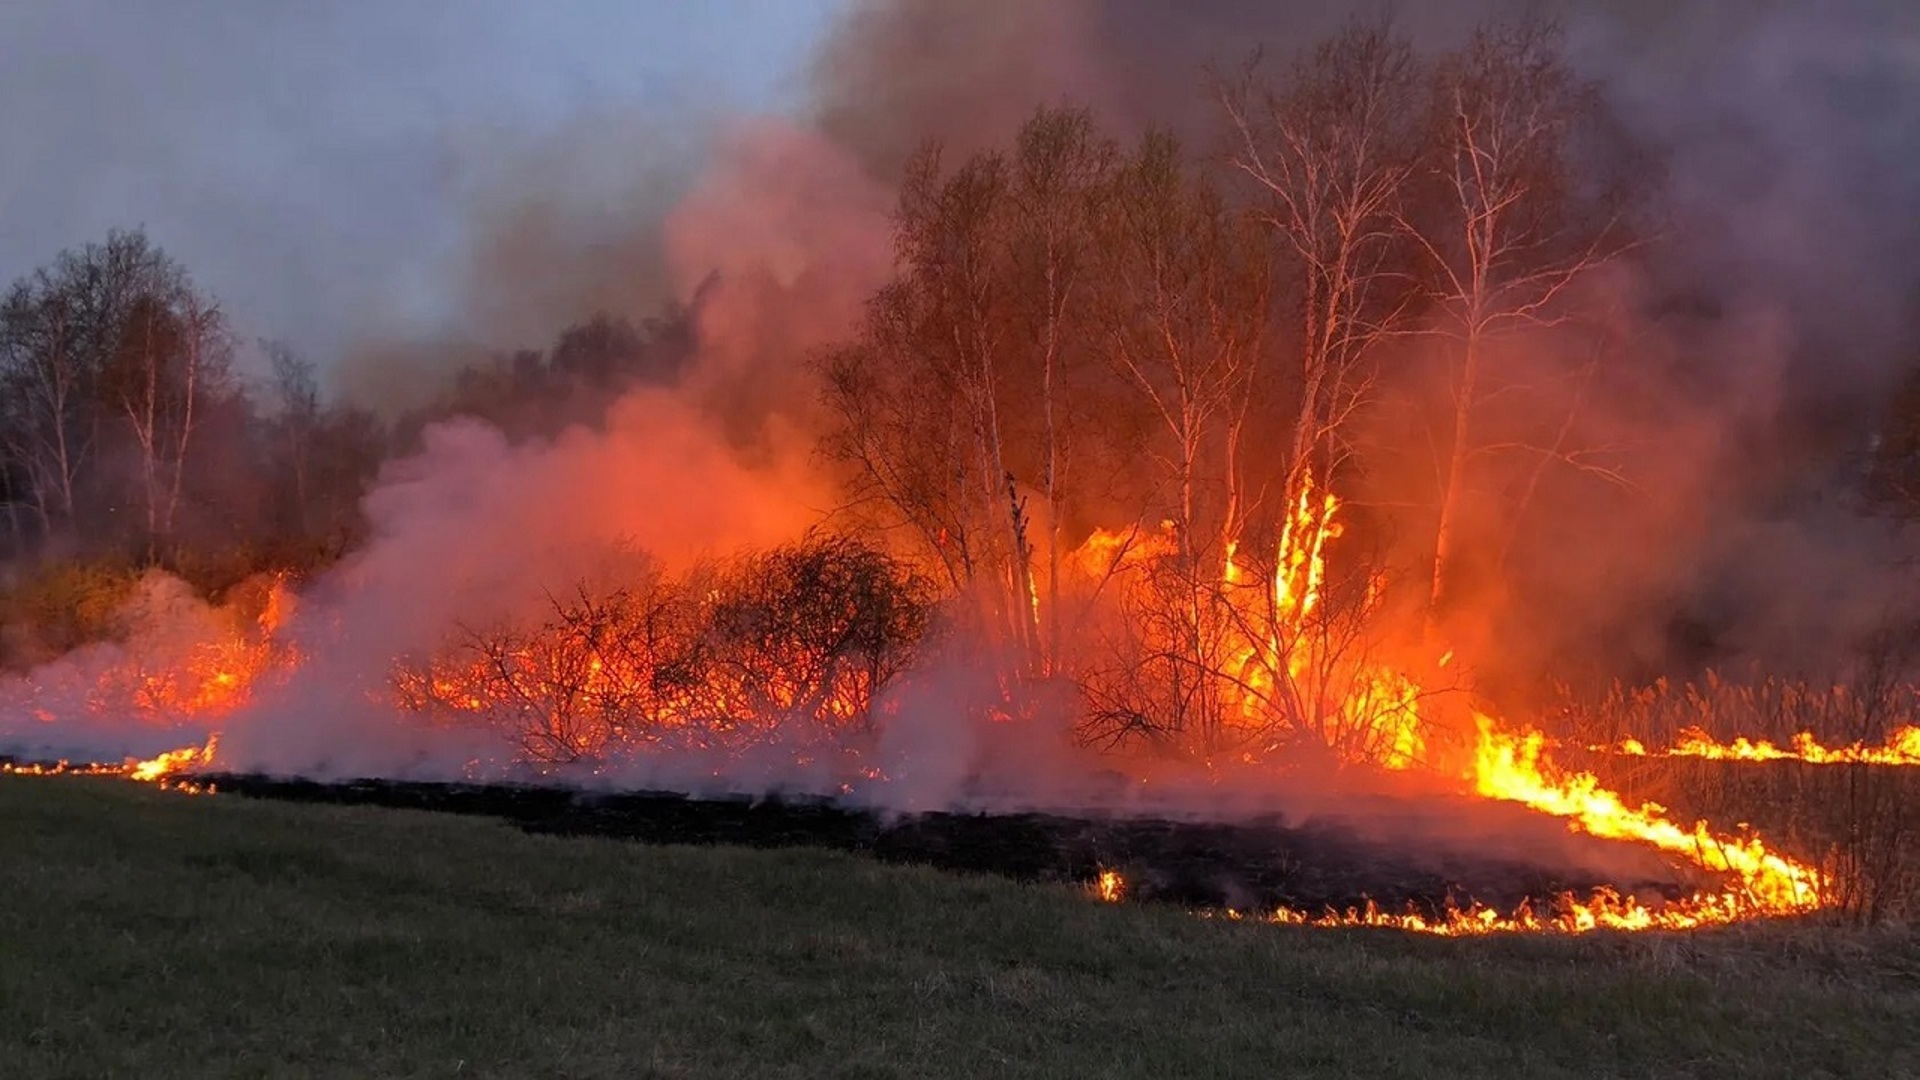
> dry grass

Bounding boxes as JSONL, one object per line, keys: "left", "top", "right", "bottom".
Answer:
{"left": 1561, "top": 672, "right": 1920, "bottom": 920}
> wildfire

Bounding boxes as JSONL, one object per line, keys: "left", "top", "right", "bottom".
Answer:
{"left": 2, "top": 734, "right": 220, "bottom": 794}
{"left": 2, "top": 487, "right": 1846, "bottom": 935}
{"left": 1252, "top": 887, "right": 1756, "bottom": 935}
{"left": 1470, "top": 715, "right": 1824, "bottom": 915}
{"left": 1601, "top": 725, "right": 1920, "bottom": 766}
{"left": 1198, "top": 472, "right": 1427, "bottom": 769}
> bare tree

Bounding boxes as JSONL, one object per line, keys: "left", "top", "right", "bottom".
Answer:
{"left": 101, "top": 239, "right": 233, "bottom": 558}
{"left": 1100, "top": 130, "right": 1271, "bottom": 572}
{"left": 264, "top": 340, "right": 320, "bottom": 539}
{"left": 1003, "top": 107, "right": 1115, "bottom": 669}
{"left": 1218, "top": 17, "right": 1425, "bottom": 499}
{"left": 1408, "top": 19, "right": 1637, "bottom": 628}
{"left": 1073, "top": 131, "right": 1274, "bottom": 745}
{"left": 822, "top": 129, "right": 1068, "bottom": 673}
{"left": 0, "top": 271, "right": 93, "bottom": 536}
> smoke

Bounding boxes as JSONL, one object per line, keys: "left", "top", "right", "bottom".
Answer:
{"left": 812, "top": 0, "right": 1920, "bottom": 659}
{"left": 0, "top": 570, "right": 267, "bottom": 762}
{"left": 7, "top": 0, "right": 1919, "bottom": 895}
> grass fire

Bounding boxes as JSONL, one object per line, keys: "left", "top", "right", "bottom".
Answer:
{"left": 4, "top": 2, "right": 1920, "bottom": 1076}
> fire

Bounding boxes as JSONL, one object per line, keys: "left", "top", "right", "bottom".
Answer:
{"left": 1073, "top": 470, "right": 1429, "bottom": 770}
{"left": 1273, "top": 474, "right": 1340, "bottom": 619}
{"left": 3, "top": 487, "right": 1843, "bottom": 935}
{"left": 1470, "top": 715, "right": 1824, "bottom": 914}
{"left": 128, "top": 734, "right": 220, "bottom": 782}
{"left": 1602, "top": 725, "right": 1920, "bottom": 766}
{"left": 1074, "top": 523, "right": 1180, "bottom": 579}
{"left": 1252, "top": 887, "right": 1755, "bottom": 935}
{"left": 2, "top": 734, "right": 220, "bottom": 794}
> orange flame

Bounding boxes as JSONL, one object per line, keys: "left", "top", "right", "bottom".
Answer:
{"left": 1603, "top": 725, "right": 1920, "bottom": 766}
{"left": 3, "top": 734, "right": 220, "bottom": 795}
{"left": 1470, "top": 715, "right": 1824, "bottom": 915}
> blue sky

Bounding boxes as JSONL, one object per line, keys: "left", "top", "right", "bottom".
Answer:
{"left": 0, "top": 0, "right": 847, "bottom": 364}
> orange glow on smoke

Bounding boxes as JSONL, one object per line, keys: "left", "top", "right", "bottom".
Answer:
{"left": 6, "top": 486, "right": 1847, "bottom": 932}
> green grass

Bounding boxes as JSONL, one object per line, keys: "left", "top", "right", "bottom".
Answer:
{"left": 2, "top": 778, "right": 1918, "bottom": 1080}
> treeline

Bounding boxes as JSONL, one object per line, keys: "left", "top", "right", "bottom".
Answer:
{"left": 7, "top": 14, "right": 1916, "bottom": 717}
{"left": 0, "top": 230, "right": 700, "bottom": 665}
{"left": 820, "top": 17, "right": 1642, "bottom": 705}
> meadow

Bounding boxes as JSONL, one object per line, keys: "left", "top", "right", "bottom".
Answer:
{"left": 3, "top": 776, "right": 1917, "bottom": 1079}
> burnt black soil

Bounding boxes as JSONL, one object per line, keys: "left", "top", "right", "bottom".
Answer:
{"left": 177, "top": 771, "right": 1701, "bottom": 919}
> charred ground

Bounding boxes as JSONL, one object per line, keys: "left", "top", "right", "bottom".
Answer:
{"left": 174, "top": 769, "right": 1696, "bottom": 920}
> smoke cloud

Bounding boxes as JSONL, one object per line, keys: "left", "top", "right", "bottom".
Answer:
{"left": 6, "top": 0, "right": 1919, "bottom": 898}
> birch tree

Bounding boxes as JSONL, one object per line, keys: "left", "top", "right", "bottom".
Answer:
{"left": 1003, "top": 107, "right": 1114, "bottom": 668}
{"left": 1411, "top": 19, "right": 1636, "bottom": 627}
{"left": 0, "top": 277, "right": 89, "bottom": 536}
{"left": 1218, "top": 17, "right": 1425, "bottom": 498}
{"left": 100, "top": 237, "right": 233, "bottom": 559}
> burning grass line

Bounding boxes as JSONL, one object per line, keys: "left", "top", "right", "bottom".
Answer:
{"left": 1592, "top": 724, "right": 1920, "bottom": 767}
{"left": 1468, "top": 715, "right": 1828, "bottom": 921}
{"left": 1, "top": 735, "right": 219, "bottom": 794}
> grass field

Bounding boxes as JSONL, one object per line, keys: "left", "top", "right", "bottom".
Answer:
{"left": 3, "top": 778, "right": 1918, "bottom": 1080}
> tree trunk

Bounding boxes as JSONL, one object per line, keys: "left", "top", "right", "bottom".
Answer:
{"left": 1428, "top": 324, "right": 1483, "bottom": 638}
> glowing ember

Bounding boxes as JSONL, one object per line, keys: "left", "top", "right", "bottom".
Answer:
{"left": 1250, "top": 886, "right": 1760, "bottom": 935}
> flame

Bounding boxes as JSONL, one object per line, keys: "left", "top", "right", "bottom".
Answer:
{"left": 1470, "top": 715, "right": 1824, "bottom": 915}
{"left": 1601, "top": 725, "right": 1920, "bottom": 766}
{"left": 5, "top": 493, "right": 1843, "bottom": 935}
{"left": 127, "top": 734, "right": 220, "bottom": 782}
{"left": 1074, "top": 523, "right": 1179, "bottom": 578}
{"left": 1274, "top": 474, "right": 1341, "bottom": 620}
{"left": 1247, "top": 887, "right": 1759, "bottom": 935}
{"left": 3, "top": 734, "right": 220, "bottom": 795}
{"left": 1215, "top": 472, "right": 1425, "bottom": 768}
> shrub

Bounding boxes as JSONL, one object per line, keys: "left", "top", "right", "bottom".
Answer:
{"left": 393, "top": 534, "right": 936, "bottom": 767}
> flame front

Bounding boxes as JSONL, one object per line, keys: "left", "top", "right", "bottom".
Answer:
{"left": 1467, "top": 715, "right": 1824, "bottom": 916}
{"left": 1603, "top": 725, "right": 1920, "bottom": 766}
{"left": 3, "top": 734, "right": 219, "bottom": 794}
{"left": 1, "top": 484, "right": 1849, "bottom": 934}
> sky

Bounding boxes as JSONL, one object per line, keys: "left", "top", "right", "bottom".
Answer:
{"left": 0, "top": 0, "right": 846, "bottom": 367}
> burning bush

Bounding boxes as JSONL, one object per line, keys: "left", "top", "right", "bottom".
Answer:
{"left": 392, "top": 534, "right": 934, "bottom": 767}
{"left": 1068, "top": 477, "right": 1433, "bottom": 771}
